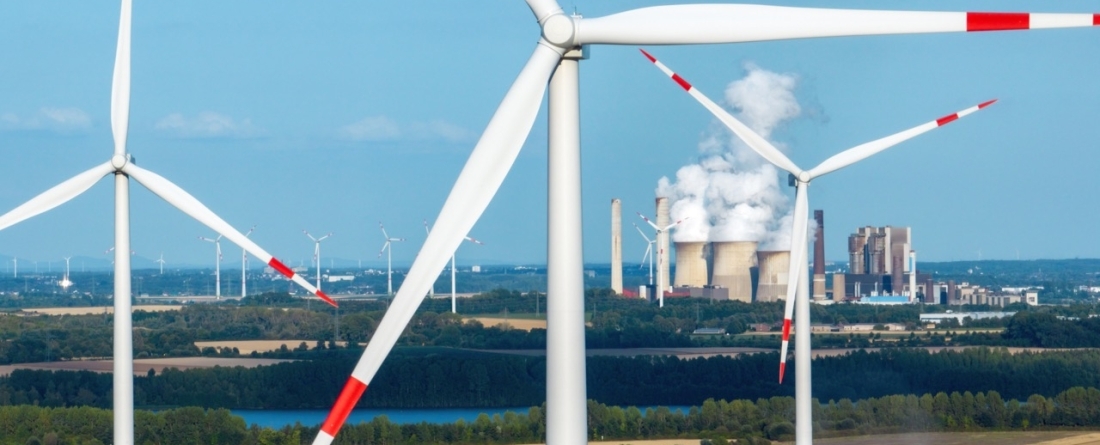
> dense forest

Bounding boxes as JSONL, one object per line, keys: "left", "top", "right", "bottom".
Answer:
{"left": 4, "top": 348, "right": 1100, "bottom": 410}
{"left": 5, "top": 386, "right": 1100, "bottom": 444}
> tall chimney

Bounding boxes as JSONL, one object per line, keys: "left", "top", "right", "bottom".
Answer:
{"left": 611, "top": 199, "right": 623, "bottom": 294}
{"left": 656, "top": 197, "right": 671, "bottom": 294}
{"left": 812, "top": 210, "right": 826, "bottom": 301}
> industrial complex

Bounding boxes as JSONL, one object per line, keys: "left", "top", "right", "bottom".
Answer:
{"left": 611, "top": 199, "right": 1040, "bottom": 307}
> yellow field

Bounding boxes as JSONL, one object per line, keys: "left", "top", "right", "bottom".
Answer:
{"left": 0, "top": 357, "right": 291, "bottom": 376}
{"left": 194, "top": 340, "right": 347, "bottom": 354}
{"left": 464, "top": 317, "right": 548, "bottom": 332}
{"left": 21, "top": 305, "right": 182, "bottom": 316}
{"left": 518, "top": 432, "right": 1100, "bottom": 445}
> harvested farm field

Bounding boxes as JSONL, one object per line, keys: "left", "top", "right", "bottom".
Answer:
{"left": 19, "top": 305, "right": 182, "bottom": 316}
{"left": 0, "top": 357, "right": 292, "bottom": 376}
{"left": 194, "top": 340, "right": 347, "bottom": 355}
{"left": 464, "top": 317, "right": 547, "bottom": 331}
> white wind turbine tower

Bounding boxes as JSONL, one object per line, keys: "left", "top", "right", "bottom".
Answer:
{"left": 198, "top": 235, "right": 223, "bottom": 298}
{"left": 424, "top": 219, "right": 483, "bottom": 314}
{"left": 377, "top": 222, "right": 404, "bottom": 296}
{"left": 305, "top": 230, "right": 332, "bottom": 291}
{"left": 636, "top": 212, "right": 686, "bottom": 307}
{"left": 242, "top": 226, "right": 254, "bottom": 297}
{"left": 0, "top": 2, "right": 337, "bottom": 443}
{"left": 633, "top": 222, "right": 655, "bottom": 288}
{"left": 643, "top": 49, "right": 996, "bottom": 444}
{"left": 155, "top": 253, "right": 165, "bottom": 275}
{"left": 312, "top": 2, "right": 1099, "bottom": 443}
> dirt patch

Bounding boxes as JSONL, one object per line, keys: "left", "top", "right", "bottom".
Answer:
{"left": 194, "top": 340, "right": 346, "bottom": 355}
{"left": 0, "top": 357, "right": 292, "bottom": 376}
{"left": 805, "top": 432, "right": 1099, "bottom": 445}
{"left": 21, "top": 305, "right": 182, "bottom": 316}
{"left": 464, "top": 317, "right": 547, "bottom": 332}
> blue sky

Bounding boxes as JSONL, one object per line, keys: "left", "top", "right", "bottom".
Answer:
{"left": 1, "top": 0, "right": 1099, "bottom": 269}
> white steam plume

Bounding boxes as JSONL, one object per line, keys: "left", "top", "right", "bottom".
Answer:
{"left": 657, "top": 62, "right": 803, "bottom": 250}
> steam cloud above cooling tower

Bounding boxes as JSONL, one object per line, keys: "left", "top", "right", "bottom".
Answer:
{"left": 656, "top": 62, "right": 803, "bottom": 249}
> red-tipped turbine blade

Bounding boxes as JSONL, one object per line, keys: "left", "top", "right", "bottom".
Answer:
{"left": 122, "top": 163, "right": 337, "bottom": 308}
{"left": 311, "top": 43, "right": 562, "bottom": 445}
{"left": 807, "top": 99, "right": 997, "bottom": 179}
{"left": 640, "top": 49, "right": 802, "bottom": 177}
{"left": 582, "top": 6, "right": 1099, "bottom": 45}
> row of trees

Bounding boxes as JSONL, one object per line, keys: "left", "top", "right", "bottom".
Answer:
{"left": 4, "top": 387, "right": 1100, "bottom": 444}
{"left": 5, "top": 348, "right": 1100, "bottom": 410}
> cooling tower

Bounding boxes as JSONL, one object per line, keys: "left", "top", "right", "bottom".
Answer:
{"left": 755, "top": 250, "right": 789, "bottom": 303}
{"left": 611, "top": 199, "right": 623, "bottom": 294}
{"left": 656, "top": 197, "right": 671, "bottom": 292}
{"left": 674, "top": 242, "right": 708, "bottom": 288}
{"left": 710, "top": 241, "right": 757, "bottom": 303}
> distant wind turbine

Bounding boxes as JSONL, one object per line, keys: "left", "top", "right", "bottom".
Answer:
{"left": 425, "top": 219, "right": 483, "bottom": 313}
{"left": 378, "top": 222, "right": 404, "bottom": 296}
{"left": 305, "top": 230, "right": 333, "bottom": 292}
{"left": 155, "top": 253, "right": 165, "bottom": 275}
{"left": 242, "top": 226, "right": 254, "bottom": 297}
{"left": 198, "top": 235, "right": 223, "bottom": 298}
{"left": 636, "top": 212, "right": 686, "bottom": 307}
{"left": 633, "top": 222, "right": 655, "bottom": 288}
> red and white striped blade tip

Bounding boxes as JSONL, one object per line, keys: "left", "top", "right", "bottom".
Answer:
{"left": 317, "top": 376, "right": 369, "bottom": 443}
{"left": 779, "top": 362, "right": 786, "bottom": 384}
{"left": 781, "top": 318, "right": 792, "bottom": 342}
{"left": 936, "top": 99, "right": 997, "bottom": 126}
{"left": 965, "top": 12, "right": 1100, "bottom": 32}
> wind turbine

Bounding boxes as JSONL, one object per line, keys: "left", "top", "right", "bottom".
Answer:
{"left": 377, "top": 222, "right": 404, "bottom": 296}
{"left": 633, "top": 222, "right": 655, "bottom": 288}
{"left": 242, "top": 226, "right": 254, "bottom": 297}
{"left": 636, "top": 212, "right": 686, "bottom": 307}
{"left": 305, "top": 230, "right": 333, "bottom": 291}
{"left": 0, "top": 2, "right": 336, "bottom": 443}
{"left": 313, "top": 2, "right": 1099, "bottom": 444}
{"left": 425, "top": 219, "right": 483, "bottom": 314}
{"left": 59, "top": 256, "right": 73, "bottom": 290}
{"left": 642, "top": 48, "right": 995, "bottom": 444}
{"left": 198, "top": 235, "right": 223, "bottom": 299}
{"left": 155, "top": 253, "right": 165, "bottom": 275}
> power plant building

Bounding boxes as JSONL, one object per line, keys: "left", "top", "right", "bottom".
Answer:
{"left": 837, "top": 225, "right": 934, "bottom": 303}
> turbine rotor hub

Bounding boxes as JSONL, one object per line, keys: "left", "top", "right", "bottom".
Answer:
{"left": 110, "top": 154, "right": 128, "bottom": 170}
{"left": 541, "top": 13, "right": 576, "bottom": 48}
{"left": 798, "top": 171, "right": 810, "bottom": 183}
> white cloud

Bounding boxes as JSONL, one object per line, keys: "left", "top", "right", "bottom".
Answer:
{"left": 339, "top": 116, "right": 401, "bottom": 141}
{"left": 0, "top": 107, "right": 92, "bottom": 133}
{"left": 154, "top": 112, "right": 263, "bottom": 138}
{"left": 339, "top": 116, "right": 473, "bottom": 143}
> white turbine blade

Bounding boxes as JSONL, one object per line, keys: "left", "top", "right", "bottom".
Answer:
{"left": 464, "top": 236, "right": 484, "bottom": 245}
{"left": 423, "top": 220, "right": 430, "bottom": 235}
{"left": 319, "top": 233, "right": 332, "bottom": 242}
{"left": 110, "top": 0, "right": 132, "bottom": 157}
{"left": 378, "top": 222, "right": 389, "bottom": 240}
{"left": 304, "top": 230, "right": 318, "bottom": 242}
{"left": 641, "top": 244, "right": 652, "bottom": 265}
{"left": 808, "top": 100, "right": 997, "bottom": 180}
{"left": 633, "top": 223, "right": 653, "bottom": 243}
{"left": 640, "top": 49, "right": 801, "bottom": 176}
{"left": 661, "top": 216, "right": 689, "bottom": 232}
{"left": 312, "top": 43, "right": 562, "bottom": 445}
{"left": 581, "top": 5, "right": 1099, "bottom": 45}
{"left": 122, "top": 163, "right": 338, "bottom": 307}
{"left": 378, "top": 242, "right": 389, "bottom": 257}
{"left": 636, "top": 212, "right": 660, "bottom": 231}
{"left": 0, "top": 162, "right": 113, "bottom": 232}
{"left": 526, "top": 0, "right": 563, "bottom": 23}
{"left": 779, "top": 184, "right": 810, "bottom": 384}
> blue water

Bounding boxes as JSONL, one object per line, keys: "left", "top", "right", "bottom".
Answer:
{"left": 234, "top": 406, "right": 693, "bottom": 428}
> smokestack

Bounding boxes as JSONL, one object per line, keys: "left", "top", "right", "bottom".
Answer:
{"left": 674, "top": 242, "right": 708, "bottom": 287}
{"left": 656, "top": 197, "right": 671, "bottom": 293}
{"left": 611, "top": 199, "right": 623, "bottom": 294}
{"left": 710, "top": 241, "right": 757, "bottom": 303}
{"left": 909, "top": 250, "right": 917, "bottom": 303}
{"left": 756, "top": 250, "right": 789, "bottom": 303}
{"left": 813, "top": 210, "right": 826, "bottom": 301}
